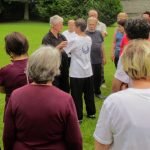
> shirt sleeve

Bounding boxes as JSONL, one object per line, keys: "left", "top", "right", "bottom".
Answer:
{"left": 93, "top": 99, "right": 113, "bottom": 145}
{"left": 63, "top": 40, "right": 76, "bottom": 54}
{"left": 3, "top": 96, "right": 16, "bottom": 150}
{"left": 0, "top": 67, "right": 6, "bottom": 86}
{"left": 114, "top": 57, "right": 130, "bottom": 84}
{"left": 64, "top": 96, "right": 82, "bottom": 150}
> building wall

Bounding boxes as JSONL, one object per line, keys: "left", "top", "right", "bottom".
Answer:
{"left": 121, "top": 0, "right": 150, "bottom": 17}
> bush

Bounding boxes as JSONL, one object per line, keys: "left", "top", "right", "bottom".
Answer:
{"left": 100, "top": 0, "right": 123, "bottom": 26}
{"left": 35, "top": 0, "right": 122, "bottom": 26}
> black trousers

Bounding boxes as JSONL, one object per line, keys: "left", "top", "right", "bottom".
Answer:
{"left": 53, "top": 52, "right": 70, "bottom": 93}
{"left": 70, "top": 76, "right": 96, "bottom": 120}
{"left": 92, "top": 64, "right": 102, "bottom": 95}
{"left": 114, "top": 56, "right": 119, "bottom": 68}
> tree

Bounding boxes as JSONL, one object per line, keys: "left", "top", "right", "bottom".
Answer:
{"left": 35, "top": 0, "right": 122, "bottom": 25}
{"left": 4, "top": 0, "right": 32, "bottom": 20}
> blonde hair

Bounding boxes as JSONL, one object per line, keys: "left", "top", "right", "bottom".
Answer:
{"left": 27, "top": 46, "right": 61, "bottom": 83}
{"left": 87, "top": 17, "right": 98, "bottom": 24}
{"left": 117, "top": 12, "right": 128, "bottom": 21}
{"left": 122, "top": 40, "right": 150, "bottom": 80}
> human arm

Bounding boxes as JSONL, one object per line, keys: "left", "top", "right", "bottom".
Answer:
{"left": 3, "top": 97, "right": 16, "bottom": 150}
{"left": 111, "top": 32, "right": 117, "bottom": 61}
{"left": 64, "top": 96, "right": 82, "bottom": 150}
{"left": 112, "top": 57, "right": 129, "bottom": 92}
{"left": 101, "top": 43, "right": 106, "bottom": 65}
{"left": 0, "top": 86, "right": 5, "bottom": 93}
{"left": 93, "top": 99, "right": 113, "bottom": 150}
{"left": 95, "top": 140, "right": 110, "bottom": 150}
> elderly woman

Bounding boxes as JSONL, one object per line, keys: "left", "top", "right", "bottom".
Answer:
{"left": 94, "top": 40, "right": 150, "bottom": 150}
{"left": 0, "top": 32, "right": 29, "bottom": 106}
{"left": 3, "top": 46, "right": 82, "bottom": 150}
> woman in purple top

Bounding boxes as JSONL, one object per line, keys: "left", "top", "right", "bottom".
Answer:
{"left": 3, "top": 46, "right": 82, "bottom": 150}
{"left": 0, "top": 32, "right": 29, "bottom": 106}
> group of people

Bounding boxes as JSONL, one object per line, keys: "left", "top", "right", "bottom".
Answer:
{"left": 1, "top": 8, "right": 150, "bottom": 150}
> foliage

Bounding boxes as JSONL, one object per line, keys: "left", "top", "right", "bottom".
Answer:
{"left": 100, "top": 0, "right": 123, "bottom": 26}
{"left": 35, "top": 0, "right": 122, "bottom": 25}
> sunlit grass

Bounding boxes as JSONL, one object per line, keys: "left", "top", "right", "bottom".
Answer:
{"left": 0, "top": 21, "right": 116, "bottom": 149}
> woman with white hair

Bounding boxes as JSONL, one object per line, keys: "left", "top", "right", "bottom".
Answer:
{"left": 3, "top": 46, "right": 82, "bottom": 150}
{"left": 94, "top": 40, "right": 150, "bottom": 150}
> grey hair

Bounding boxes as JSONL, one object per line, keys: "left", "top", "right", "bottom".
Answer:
{"left": 27, "top": 46, "right": 61, "bottom": 84}
{"left": 49, "top": 15, "right": 63, "bottom": 25}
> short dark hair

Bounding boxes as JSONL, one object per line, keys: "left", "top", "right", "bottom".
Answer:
{"left": 117, "top": 19, "right": 127, "bottom": 27}
{"left": 143, "top": 11, "right": 150, "bottom": 17}
{"left": 5, "top": 32, "right": 29, "bottom": 56}
{"left": 75, "top": 18, "right": 87, "bottom": 32}
{"left": 125, "top": 18, "right": 150, "bottom": 40}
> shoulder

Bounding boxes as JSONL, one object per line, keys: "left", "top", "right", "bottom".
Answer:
{"left": 103, "top": 89, "right": 130, "bottom": 111}
{"left": 98, "top": 21, "right": 107, "bottom": 27}
{"left": 0, "top": 63, "right": 13, "bottom": 74}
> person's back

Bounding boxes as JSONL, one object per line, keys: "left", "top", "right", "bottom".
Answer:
{"left": 0, "top": 32, "right": 29, "bottom": 105}
{"left": 3, "top": 46, "right": 82, "bottom": 150}
{"left": 5, "top": 85, "right": 80, "bottom": 150}
{"left": 97, "top": 88, "right": 150, "bottom": 150}
{"left": 68, "top": 35, "right": 92, "bottom": 78}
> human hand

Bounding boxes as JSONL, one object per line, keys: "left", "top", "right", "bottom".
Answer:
{"left": 56, "top": 41, "right": 68, "bottom": 50}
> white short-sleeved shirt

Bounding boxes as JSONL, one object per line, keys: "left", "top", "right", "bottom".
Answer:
{"left": 94, "top": 88, "right": 150, "bottom": 150}
{"left": 114, "top": 57, "right": 132, "bottom": 86}
{"left": 97, "top": 21, "right": 107, "bottom": 35}
{"left": 64, "top": 35, "right": 93, "bottom": 78}
{"left": 62, "top": 30, "right": 77, "bottom": 42}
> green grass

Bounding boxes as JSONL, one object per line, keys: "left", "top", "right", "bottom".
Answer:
{"left": 0, "top": 21, "right": 116, "bottom": 149}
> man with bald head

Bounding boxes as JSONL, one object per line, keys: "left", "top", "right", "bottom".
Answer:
{"left": 62, "top": 19, "right": 77, "bottom": 41}
{"left": 88, "top": 9, "right": 107, "bottom": 37}
{"left": 88, "top": 9, "right": 107, "bottom": 88}
{"left": 86, "top": 17, "right": 106, "bottom": 99}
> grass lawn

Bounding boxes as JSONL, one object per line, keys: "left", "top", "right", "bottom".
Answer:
{"left": 0, "top": 21, "right": 116, "bottom": 149}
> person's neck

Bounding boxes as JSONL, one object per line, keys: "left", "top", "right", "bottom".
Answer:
{"left": 11, "top": 54, "right": 28, "bottom": 61}
{"left": 32, "top": 81, "right": 52, "bottom": 86}
{"left": 131, "top": 79, "right": 150, "bottom": 89}
{"left": 51, "top": 28, "right": 59, "bottom": 38}
{"left": 77, "top": 31, "right": 86, "bottom": 36}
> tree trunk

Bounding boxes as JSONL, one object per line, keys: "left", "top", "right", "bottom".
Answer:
{"left": 24, "top": 1, "right": 29, "bottom": 20}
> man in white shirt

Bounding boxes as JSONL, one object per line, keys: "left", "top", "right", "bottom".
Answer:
{"left": 62, "top": 19, "right": 77, "bottom": 41}
{"left": 88, "top": 9, "right": 107, "bottom": 38}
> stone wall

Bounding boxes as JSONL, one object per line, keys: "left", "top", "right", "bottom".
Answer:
{"left": 121, "top": 0, "right": 150, "bottom": 17}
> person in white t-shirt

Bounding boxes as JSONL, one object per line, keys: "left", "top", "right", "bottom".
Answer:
{"left": 94, "top": 40, "right": 150, "bottom": 150}
{"left": 62, "top": 19, "right": 77, "bottom": 41}
{"left": 64, "top": 18, "right": 96, "bottom": 123}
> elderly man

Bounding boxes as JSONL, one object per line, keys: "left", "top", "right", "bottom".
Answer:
{"left": 62, "top": 19, "right": 77, "bottom": 41}
{"left": 88, "top": 9, "right": 107, "bottom": 88}
{"left": 86, "top": 17, "right": 106, "bottom": 99}
{"left": 88, "top": 9, "right": 107, "bottom": 37}
{"left": 42, "top": 15, "right": 69, "bottom": 93}
{"left": 143, "top": 11, "right": 150, "bottom": 23}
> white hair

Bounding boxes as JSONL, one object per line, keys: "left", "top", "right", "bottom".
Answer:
{"left": 27, "top": 46, "right": 61, "bottom": 83}
{"left": 49, "top": 15, "right": 63, "bottom": 25}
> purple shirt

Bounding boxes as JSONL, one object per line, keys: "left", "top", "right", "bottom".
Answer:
{"left": 3, "top": 84, "right": 82, "bottom": 150}
{"left": 0, "top": 59, "right": 28, "bottom": 104}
